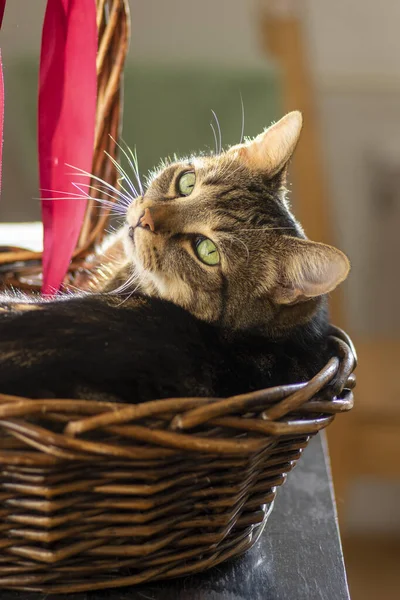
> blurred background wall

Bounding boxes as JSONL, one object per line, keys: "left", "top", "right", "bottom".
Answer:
{"left": 0, "top": 0, "right": 274, "bottom": 222}
{"left": 4, "top": 0, "right": 400, "bottom": 336}
{"left": 1, "top": 1, "right": 400, "bottom": 597}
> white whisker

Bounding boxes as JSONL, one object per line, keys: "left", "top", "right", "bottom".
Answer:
{"left": 65, "top": 163, "right": 134, "bottom": 204}
{"left": 36, "top": 194, "right": 126, "bottom": 216}
{"left": 104, "top": 149, "right": 139, "bottom": 198}
{"left": 39, "top": 186, "right": 129, "bottom": 213}
{"left": 239, "top": 92, "right": 245, "bottom": 144}
{"left": 38, "top": 196, "right": 85, "bottom": 201}
{"left": 70, "top": 183, "right": 127, "bottom": 216}
{"left": 72, "top": 181, "right": 131, "bottom": 209}
{"left": 237, "top": 227, "right": 297, "bottom": 232}
{"left": 107, "top": 269, "right": 139, "bottom": 295}
{"left": 114, "top": 136, "right": 144, "bottom": 196}
{"left": 219, "top": 234, "right": 250, "bottom": 263}
{"left": 210, "top": 122, "right": 218, "bottom": 155}
{"left": 211, "top": 109, "right": 222, "bottom": 154}
{"left": 39, "top": 188, "right": 85, "bottom": 197}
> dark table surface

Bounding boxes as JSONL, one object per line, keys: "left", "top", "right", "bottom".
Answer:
{"left": 3, "top": 433, "right": 350, "bottom": 600}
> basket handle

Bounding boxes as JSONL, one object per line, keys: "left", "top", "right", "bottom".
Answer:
{"left": 0, "top": 0, "right": 6, "bottom": 196}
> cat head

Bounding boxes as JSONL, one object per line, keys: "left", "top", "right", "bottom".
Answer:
{"left": 123, "top": 111, "right": 349, "bottom": 333}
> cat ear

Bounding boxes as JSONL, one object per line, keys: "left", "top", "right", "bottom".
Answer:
{"left": 230, "top": 111, "right": 303, "bottom": 177}
{"left": 273, "top": 237, "right": 350, "bottom": 305}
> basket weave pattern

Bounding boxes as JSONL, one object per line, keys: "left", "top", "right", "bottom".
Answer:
{"left": 0, "top": 327, "right": 355, "bottom": 593}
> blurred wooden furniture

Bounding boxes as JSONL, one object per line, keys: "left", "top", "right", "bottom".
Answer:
{"left": 259, "top": 1, "right": 343, "bottom": 325}
{"left": 343, "top": 535, "right": 400, "bottom": 600}
{"left": 329, "top": 340, "right": 400, "bottom": 513}
{"left": 259, "top": 2, "right": 400, "bottom": 527}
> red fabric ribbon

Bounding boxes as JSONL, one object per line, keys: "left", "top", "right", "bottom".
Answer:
{"left": 0, "top": 52, "right": 4, "bottom": 197}
{"left": 0, "top": 0, "right": 5, "bottom": 27}
{"left": 39, "top": 0, "right": 97, "bottom": 294}
{"left": 0, "top": 0, "right": 6, "bottom": 196}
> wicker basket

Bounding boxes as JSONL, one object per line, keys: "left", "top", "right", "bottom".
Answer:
{"left": 0, "top": 325, "right": 356, "bottom": 593}
{"left": 0, "top": 1, "right": 356, "bottom": 593}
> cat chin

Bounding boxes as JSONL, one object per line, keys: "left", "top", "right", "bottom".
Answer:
{"left": 130, "top": 260, "right": 164, "bottom": 299}
{"left": 135, "top": 267, "right": 195, "bottom": 315}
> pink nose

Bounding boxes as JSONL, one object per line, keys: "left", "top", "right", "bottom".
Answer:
{"left": 139, "top": 208, "right": 155, "bottom": 232}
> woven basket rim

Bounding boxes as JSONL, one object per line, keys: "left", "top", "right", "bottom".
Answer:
{"left": 0, "top": 325, "right": 356, "bottom": 459}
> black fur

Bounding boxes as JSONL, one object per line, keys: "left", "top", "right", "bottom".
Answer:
{"left": 0, "top": 294, "right": 330, "bottom": 402}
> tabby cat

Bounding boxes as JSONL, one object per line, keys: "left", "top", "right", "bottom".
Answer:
{"left": 0, "top": 111, "right": 350, "bottom": 402}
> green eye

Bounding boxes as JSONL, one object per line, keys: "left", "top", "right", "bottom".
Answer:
{"left": 195, "top": 237, "right": 220, "bottom": 266}
{"left": 178, "top": 171, "right": 196, "bottom": 196}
